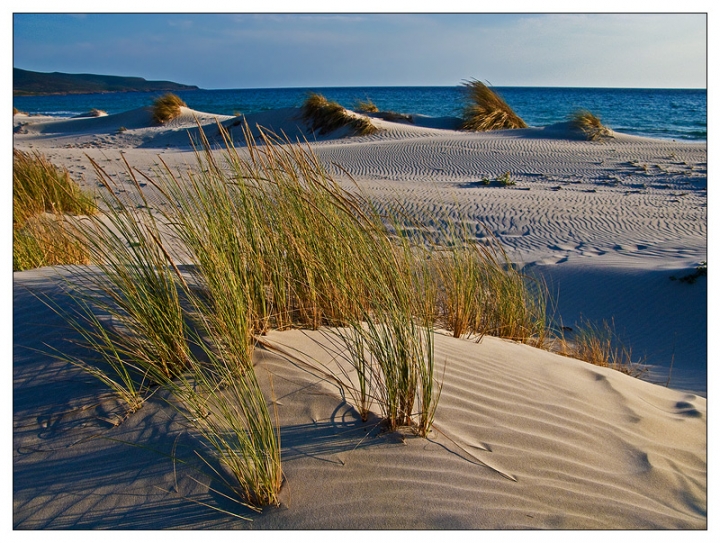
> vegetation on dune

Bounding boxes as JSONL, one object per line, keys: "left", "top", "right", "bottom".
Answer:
{"left": 13, "top": 149, "right": 96, "bottom": 271}
{"left": 151, "top": 93, "right": 187, "bottom": 125}
{"left": 353, "top": 97, "right": 414, "bottom": 123}
{"left": 555, "top": 318, "right": 647, "bottom": 378}
{"left": 301, "top": 92, "right": 378, "bottom": 136}
{"left": 670, "top": 261, "right": 707, "bottom": 284}
{"left": 354, "top": 98, "right": 379, "bottom": 113}
{"left": 460, "top": 79, "right": 527, "bottom": 131}
{"left": 570, "top": 109, "right": 613, "bottom": 141}
{"left": 38, "top": 122, "right": 553, "bottom": 509}
{"left": 24, "top": 113, "right": 654, "bottom": 518}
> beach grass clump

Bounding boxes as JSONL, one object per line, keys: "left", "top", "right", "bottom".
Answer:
{"left": 497, "top": 171, "right": 516, "bottom": 186}
{"left": 460, "top": 79, "right": 527, "bottom": 131}
{"left": 333, "top": 228, "right": 441, "bottom": 436}
{"left": 153, "top": 122, "right": 441, "bottom": 435}
{"left": 13, "top": 149, "right": 96, "bottom": 224}
{"left": 156, "top": 122, "right": 383, "bottom": 335}
{"left": 52, "top": 143, "right": 282, "bottom": 506}
{"left": 432, "top": 224, "right": 548, "bottom": 345}
{"left": 558, "top": 318, "right": 647, "bottom": 377}
{"left": 670, "top": 261, "right": 707, "bottom": 284}
{"left": 570, "top": 110, "right": 613, "bottom": 141}
{"left": 338, "top": 306, "right": 438, "bottom": 436}
{"left": 13, "top": 214, "right": 92, "bottom": 272}
{"left": 40, "top": 120, "right": 559, "bottom": 510}
{"left": 151, "top": 93, "right": 187, "bottom": 125}
{"left": 301, "top": 92, "right": 378, "bottom": 136}
{"left": 13, "top": 149, "right": 96, "bottom": 271}
{"left": 169, "top": 326, "right": 283, "bottom": 510}
{"left": 354, "top": 98, "right": 379, "bottom": 113}
{"left": 60, "top": 156, "right": 192, "bottom": 396}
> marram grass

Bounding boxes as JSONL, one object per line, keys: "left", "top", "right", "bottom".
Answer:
{"left": 301, "top": 92, "right": 378, "bottom": 136}
{"left": 354, "top": 98, "right": 379, "bottom": 113}
{"left": 570, "top": 109, "right": 613, "bottom": 141}
{"left": 13, "top": 149, "right": 96, "bottom": 271}
{"left": 461, "top": 79, "right": 527, "bottom": 131}
{"left": 13, "top": 149, "right": 96, "bottom": 226}
{"left": 152, "top": 93, "right": 187, "bottom": 125}
{"left": 556, "top": 318, "right": 647, "bottom": 378}
{"left": 36, "top": 121, "right": 615, "bottom": 516}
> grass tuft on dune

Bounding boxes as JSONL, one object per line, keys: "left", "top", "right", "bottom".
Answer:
{"left": 301, "top": 92, "right": 378, "bottom": 136}
{"left": 13, "top": 149, "right": 96, "bottom": 271}
{"left": 461, "top": 79, "right": 527, "bottom": 131}
{"left": 151, "top": 93, "right": 187, "bottom": 125}
{"left": 556, "top": 318, "right": 647, "bottom": 377}
{"left": 354, "top": 98, "right": 379, "bottom": 113}
{"left": 570, "top": 109, "right": 613, "bottom": 141}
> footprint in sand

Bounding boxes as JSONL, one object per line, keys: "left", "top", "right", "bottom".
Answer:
{"left": 613, "top": 244, "right": 647, "bottom": 252}
{"left": 549, "top": 243, "right": 579, "bottom": 252}
{"left": 578, "top": 244, "right": 606, "bottom": 257}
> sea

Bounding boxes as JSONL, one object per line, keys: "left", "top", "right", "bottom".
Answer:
{"left": 14, "top": 86, "right": 707, "bottom": 142}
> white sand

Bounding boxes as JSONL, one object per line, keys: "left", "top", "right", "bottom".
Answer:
{"left": 12, "top": 106, "right": 707, "bottom": 529}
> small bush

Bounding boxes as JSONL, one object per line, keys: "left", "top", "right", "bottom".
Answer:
{"left": 461, "top": 79, "right": 527, "bottom": 131}
{"left": 570, "top": 110, "right": 613, "bottom": 141}
{"left": 670, "top": 261, "right": 707, "bottom": 284}
{"left": 301, "top": 92, "right": 377, "bottom": 136}
{"left": 151, "top": 93, "right": 187, "bottom": 125}
{"left": 497, "top": 171, "right": 515, "bottom": 186}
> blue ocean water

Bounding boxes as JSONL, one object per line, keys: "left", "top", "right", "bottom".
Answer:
{"left": 14, "top": 86, "right": 706, "bottom": 142}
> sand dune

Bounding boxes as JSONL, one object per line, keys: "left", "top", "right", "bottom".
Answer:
{"left": 13, "top": 105, "right": 707, "bottom": 529}
{"left": 12, "top": 268, "right": 706, "bottom": 529}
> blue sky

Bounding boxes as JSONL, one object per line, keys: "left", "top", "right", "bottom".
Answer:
{"left": 12, "top": 12, "right": 707, "bottom": 89}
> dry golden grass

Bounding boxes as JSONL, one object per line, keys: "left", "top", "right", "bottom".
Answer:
{"left": 151, "top": 93, "right": 187, "bottom": 125}
{"left": 570, "top": 110, "right": 613, "bottom": 141}
{"left": 13, "top": 214, "right": 91, "bottom": 271}
{"left": 301, "top": 92, "right": 378, "bottom": 136}
{"left": 556, "top": 318, "right": 647, "bottom": 377}
{"left": 354, "top": 98, "right": 379, "bottom": 113}
{"left": 460, "top": 79, "right": 527, "bottom": 131}
{"left": 13, "top": 149, "right": 96, "bottom": 271}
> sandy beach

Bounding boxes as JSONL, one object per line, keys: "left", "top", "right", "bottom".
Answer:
{"left": 13, "top": 104, "right": 707, "bottom": 529}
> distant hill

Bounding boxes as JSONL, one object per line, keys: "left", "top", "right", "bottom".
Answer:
{"left": 13, "top": 68, "right": 200, "bottom": 96}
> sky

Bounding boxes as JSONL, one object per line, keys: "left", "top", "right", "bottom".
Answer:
{"left": 11, "top": 10, "right": 708, "bottom": 89}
